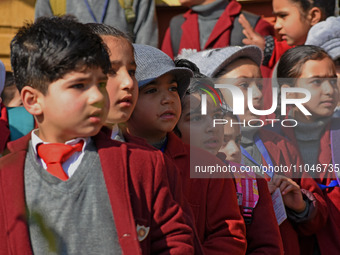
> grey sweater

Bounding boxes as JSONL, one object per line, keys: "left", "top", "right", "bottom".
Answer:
{"left": 24, "top": 140, "right": 122, "bottom": 254}
{"left": 34, "top": 0, "right": 158, "bottom": 47}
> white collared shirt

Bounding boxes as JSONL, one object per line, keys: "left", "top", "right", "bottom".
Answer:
{"left": 31, "top": 129, "right": 89, "bottom": 178}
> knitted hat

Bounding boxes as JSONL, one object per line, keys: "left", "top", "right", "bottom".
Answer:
{"left": 305, "top": 16, "right": 340, "bottom": 60}
{"left": 0, "top": 60, "right": 5, "bottom": 95}
{"left": 177, "top": 45, "right": 263, "bottom": 78}
{"left": 133, "top": 44, "right": 193, "bottom": 98}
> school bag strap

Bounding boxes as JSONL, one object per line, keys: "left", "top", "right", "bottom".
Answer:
{"left": 170, "top": 10, "right": 260, "bottom": 57}
{"left": 319, "top": 117, "right": 340, "bottom": 190}
{"left": 49, "top": 0, "right": 66, "bottom": 15}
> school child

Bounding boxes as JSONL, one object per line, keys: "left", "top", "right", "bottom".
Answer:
{"left": 1, "top": 71, "right": 35, "bottom": 141}
{"left": 0, "top": 16, "right": 195, "bottom": 254}
{"left": 126, "top": 43, "right": 247, "bottom": 254}
{"left": 88, "top": 23, "right": 205, "bottom": 254}
{"left": 174, "top": 61, "right": 284, "bottom": 254}
{"left": 161, "top": 0, "right": 274, "bottom": 60}
{"left": 275, "top": 45, "right": 340, "bottom": 254}
{"left": 183, "top": 45, "right": 328, "bottom": 255}
{"left": 304, "top": 16, "right": 340, "bottom": 117}
{"left": 86, "top": 23, "right": 138, "bottom": 141}
{"left": 0, "top": 60, "right": 10, "bottom": 154}
{"left": 239, "top": 0, "right": 335, "bottom": 73}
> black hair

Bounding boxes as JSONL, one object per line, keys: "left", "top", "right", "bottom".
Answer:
{"left": 1, "top": 71, "right": 18, "bottom": 106}
{"left": 275, "top": 45, "right": 332, "bottom": 118}
{"left": 10, "top": 15, "right": 111, "bottom": 94}
{"left": 214, "top": 57, "right": 259, "bottom": 79}
{"left": 290, "top": 0, "right": 335, "bottom": 19}
{"left": 277, "top": 45, "right": 331, "bottom": 86}
{"left": 86, "top": 23, "right": 132, "bottom": 42}
{"left": 4, "top": 71, "right": 15, "bottom": 88}
{"left": 174, "top": 59, "right": 227, "bottom": 137}
{"left": 174, "top": 59, "right": 225, "bottom": 101}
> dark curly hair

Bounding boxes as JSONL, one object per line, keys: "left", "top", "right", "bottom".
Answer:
{"left": 11, "top": 15, "right": 111, "bottom": 94}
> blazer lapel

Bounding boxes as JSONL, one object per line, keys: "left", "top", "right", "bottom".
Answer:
{"left": 179, "top": 11, "right": 201, "bottom": 51}
{"left": 94, "top": 132, "right": 142, "bottom": 254}
{"left": 204, "top": 0, "right": 241, "bottom": 48}
{"left": 0, "top": 150, "right": 33, "bottom": 253}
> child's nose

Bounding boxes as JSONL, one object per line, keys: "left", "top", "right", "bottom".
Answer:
{"left": 227, "top": 141, "right": 241, "bottom": 157}
{"left": 250, "top": 83, "right": 263, "bottom": 100}
{"left": 274, "top": 19, "right": 282, "bottom": 31}
{"left": 322, "top": 80, "right": 336, "bottom": 95}
{"left": 89, "top": 85, "right": 106, "bottom": 106}
{"left": 160, "top": 91, "right": 175, "bottom": 104}
{"left": 120, "top": 71, "right": 136, "bottom": 91}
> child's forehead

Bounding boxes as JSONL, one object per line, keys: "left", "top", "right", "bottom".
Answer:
{"left": 155, "top": 72, "right": 176, "bottom": 81}
{"left": 299, "top": 57, "right": 336, "bottom": 77}
{"left": 61, "top": 66, "right": 106, "bottom": 80}
{"left": 185, "top": 93, "right": 220, "bottom": 111}
{"left": 142, "top": 72, "right": 177, "bottom": 87}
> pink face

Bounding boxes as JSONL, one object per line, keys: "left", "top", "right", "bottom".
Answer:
{"left": 102, "top": 36, "right": 138, "bottom": 125}
{"left": 127, "top": 73, "right": 182, "bottom": 143}
{"left": 219, "top": 115, "right": 242, "bottom": 163}
{"left": 273, "top": 0, "right": 312, "bottom": 46}
{"left": 291, "top": 57, "right": 339, "bottom": 122}
{"left": 177, "top": 92, "right": 224, "bottom": 155}
{"left": 35, "top": 68, "right": 109, "bottom": 143}
{"left": 218, "top": 58, "right": 263, "bottom": 123}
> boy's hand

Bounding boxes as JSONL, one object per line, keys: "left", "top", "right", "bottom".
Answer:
{"left": 239, "top": 14, "right": 266, "bottom": 51}
{"left": 269, "top": 175, "right": 306, "bottom": 213}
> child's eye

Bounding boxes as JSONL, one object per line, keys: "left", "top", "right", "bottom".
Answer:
{"left": 238, "top": 82, "right": 249, "bottom": 89}
{"left": 214, "top": 111, "right": 225, "bottom": 119}
{"left": 190, "top": 115, "right": 202, "bottom": 122}
{"left": 256, "top": 81, "right": 263, "bottom": 91}
{"left": 169, "top": 86, "right": 178, "bottom": 92}
{"left": 144, "top": 87, "right": 157, "bottom": 94}
{"left": 129, "top": 70, "right": 136, "bottom": 77}
{"left": 311, "top": 79, "right": 322, "bottom": 85}
{"left": 108, "top": 69, "right": 117, "bottom": 77}
{"left": 276, "top": 14, "right": 287, "bottom": 19}
{"left": 329, "top": 78, "right": 338, "bottom": 86}
{"left": 71, "top": 83, "right": 85, "bottom": 89}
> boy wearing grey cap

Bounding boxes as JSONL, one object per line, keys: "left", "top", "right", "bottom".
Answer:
{"left": 126, "top": 44, "right": 247, "bottom": 254}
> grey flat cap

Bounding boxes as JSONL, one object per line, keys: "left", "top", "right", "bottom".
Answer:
{"left": 177, "top": 45, "right": 263, "bottom": 78}
{"left": 133, "top": 44, "right": 193, "bottom": 98}
{"left": 305, "top": 16, "right": 340, "bottom": 60}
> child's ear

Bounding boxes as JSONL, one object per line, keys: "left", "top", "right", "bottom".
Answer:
{"left": 308, "top": 7, "right": 322, "bottom": 26}
{"left": 21, "top": 86, "right": 43, "bottom": 115}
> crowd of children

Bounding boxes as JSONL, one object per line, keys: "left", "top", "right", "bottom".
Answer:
{"left": 0, "top": 0, "right": 339, "bottom": 254}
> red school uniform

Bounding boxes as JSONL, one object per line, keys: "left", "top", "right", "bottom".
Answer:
{"left": 279, "top": 122, "right": 340, "bottom": 255}
{"left": 257, "top": 128, "right": 328, "bottom": 255}
{"left": 240, "top": 176, "right": 284, "bottom": 254}
{"left": 0, "top": 131, "right": 195, "bottom": 255}
{"left": 164, "top": 132, "right": 247, "bottom": 255}
{"left": 161, "top": 0, "right": 274, "bottom": 60}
